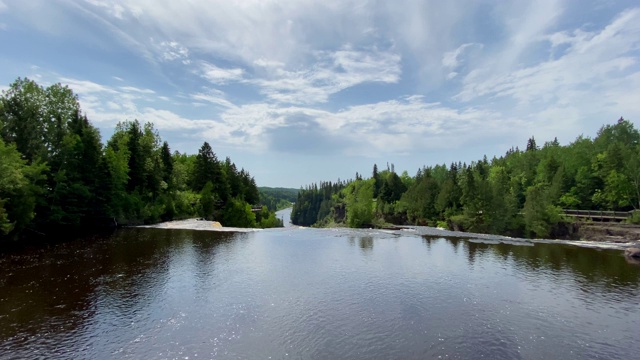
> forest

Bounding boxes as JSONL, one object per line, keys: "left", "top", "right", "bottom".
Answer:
{"left": 291, "top": 118, "right": 640, "bottom": 238}
{"left": 258, "top": 187, "right": 298, "bottom": 212}
{"left": 0, "top": 78, "right": 282, "bottom": 242}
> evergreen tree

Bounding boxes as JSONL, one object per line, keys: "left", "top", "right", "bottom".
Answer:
{"left": 373, "top": 164, "right": 380, "bottom": 198}
{"left": 526, "top": 136, "right": 538, "bottom": 152}
{"left": 160, "top": 141, "right": 173, "bottom": 187}
{"left": 192, "top": 142, "right": 222, "bottom": 192}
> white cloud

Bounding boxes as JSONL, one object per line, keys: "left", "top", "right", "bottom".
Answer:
{"left": 137, "top": 108, "right": 217, "bottom": 131}
{"left": 119, "top": 86, "right": 155, "bottom": 94}
{"left": 59, "top": 78, "right": 117, "bottom": 94}
{"left": 0, "top": 1, "right": 7, "bottom": 13}
{"left": 190, "top": 90, "right": 237, "bottom": 109}
{"left": 6, "top": 1, "right": 640, "bottom": 181}
{"left": 332, "top": 47, "right": 401, "bottom": 83}
{"left": 84, "top": 0, "right": 126, "bottom": 19}
{"left": 53, "top": 1, "right": 400, "bottom": 75}
{"left": 442, "top": 43, "right": 482, "bottom": 69}
{"left": 252, "top": 47, "right": 401, "bottom": 104}
{"left": 200, "top": 62, "right": 244, "bottom": 84}
{"left": 106, "top": 101, "right": 121, "bottom": 110}
{"left": 500, "top": 0, "right": 563, "bottom": 64}
{"left": 46, "top": 77, "right": 163, "bottom": 128}
{"left": 155, "top": 40, "right": 191, "bottom": 64}
{"left": 456, "top": 8, "right": 640, "bottom": 104}
{"left": 377, "top": 0, "right": 483, "bottom": 84}
{"left": 31, "top": 75, "right": 230, "bottom": 146}
{"left": 4, "top": 1, "right": 501, "bottom": 93}
{"left": 253, "top": 58, "right": 285, "bottom": 69}
{"left": 189, "top": 95, "right": 517, "bottom": 157}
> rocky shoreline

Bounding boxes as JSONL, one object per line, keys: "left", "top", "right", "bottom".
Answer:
{"left": 576, "top": 223, "right": 640, "bottom": 242}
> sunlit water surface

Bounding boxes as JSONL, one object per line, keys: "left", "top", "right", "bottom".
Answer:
{"left": 1, "top": 210, "right": 639, "bottom": 359}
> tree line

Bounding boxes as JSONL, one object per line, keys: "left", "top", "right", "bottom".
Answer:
{"left": 0, "top": 78, "right": 281, "bottom": 242}
{"left": 258, "top": 187, "right": 298, "bottom": 212}
{"left": 292, "top": 118, "right": 640, "bottom": 238}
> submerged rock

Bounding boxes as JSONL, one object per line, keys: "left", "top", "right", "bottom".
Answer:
{"left": 624, "top": 247, "right": 640, "bottom": 258}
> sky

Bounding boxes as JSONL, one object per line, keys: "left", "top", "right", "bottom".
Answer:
{"left": 1, "top": 0, "right": 639, "bottom": 188}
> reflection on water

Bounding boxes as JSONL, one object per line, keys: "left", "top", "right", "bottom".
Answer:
{"left": 422, "top": 235, "right": 640, "bottom": 291}
{"left": 349, "top": 235, "right": 374, "bottom": 252}
{"left": 1, "top": 227, "right": 639, "bottom": 359}
{"left": 626, "top": 256, "right": 640, "bottom": 266}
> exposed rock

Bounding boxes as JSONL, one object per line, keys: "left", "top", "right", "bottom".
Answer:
{"left": 137, "top": 218, "right": 257, "bottom": 232}
{"left": 578, "top": 223, "right": 640, "bottom": 242}
{"left": 624, "top": 247, "right": 640, "bottom": 258}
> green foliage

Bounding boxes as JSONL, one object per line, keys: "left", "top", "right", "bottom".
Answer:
{"left": 379, "top": 171, "right": 407, "bottom": 203}
{"left": 193, "top": 142, "right": 222, "bottom": 192}
{"left": 173, "top": 190, "right": 199, "bottom": 217}
{"left": 199, "top": 181, "right": 216, "bottom": 220}
{"left": 0, "top": 137, "right": 45, "bottom": 236}
{"left": 171, "top": 152, "right": 195, "bottom": 191}
{"left": 259, "top": 187, "right": 297, "bottom": 211}
{"left": 256, "top": 206, "right": 283, "bottom": 228}
{"left": 1, "top": 78, "right": 55, "bottom": 163}
{"left": 104, "top": 135, "right": 130, "bottom": 222}
{"left": 222, "top": 198, "right": 256, "bottom": 228}
{"left": 45, "top": 113, "right": 105, "bottom": 227}
{"left": 0, "top": 77, "right": 279, "bottom": 241}
{"left": 523, "top": 185, "right": 562, "bottom": 238}
{"left": 436, "top": 220, "right": 448, "bottom": 229}
{"left": 627, "top": 211, "right": 640, "bottom": 225}
{"left": 291, "top": 181, "right": 346, "bottom": 226}
{"left": 292, "top": 117, "right": 640, "bottom": 239}
{"left": 345, "top": 179, "right": 374, "bottom": 228}
{"left": 160, "top": 141, "right": 173, "bottom": 187}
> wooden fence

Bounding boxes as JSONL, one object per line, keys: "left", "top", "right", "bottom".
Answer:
{"left": 562, "top": 209, "right": 635, "bottom": 222}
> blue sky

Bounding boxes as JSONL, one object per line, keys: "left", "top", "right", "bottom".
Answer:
{"left": 1, "top": 0, "right": 639, "bottom": 188}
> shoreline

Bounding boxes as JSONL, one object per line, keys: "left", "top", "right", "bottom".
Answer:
{"left": 405, "top": 225, "right": 640, "bottom": 251}
{"left": 139, "top": 218, "right": 640, "bottom": 253}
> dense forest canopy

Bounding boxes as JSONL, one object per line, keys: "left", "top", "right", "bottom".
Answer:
{"left": 0, "top": 78, "right": 282, "bottom": 242}
{"left": 259, "top": 187, "right": 298, "bottom": 212}
{"left": 292, "top": 118, "right": 640, "bottom": 238}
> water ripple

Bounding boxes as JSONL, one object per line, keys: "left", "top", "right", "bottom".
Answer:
{"left": 1, "top": 228, "right": 639, "bottom": 359}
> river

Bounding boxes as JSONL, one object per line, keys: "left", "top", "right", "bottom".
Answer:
{"left": 1, "top": 208, "right": 639, "bottom": 359}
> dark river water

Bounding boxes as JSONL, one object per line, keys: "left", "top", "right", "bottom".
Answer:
{"left": 1, "top": 209, "right": 639, "bottom": 359}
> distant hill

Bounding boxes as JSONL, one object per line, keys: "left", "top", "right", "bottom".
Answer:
{"left": 259, "top": 187, "right": 299, "bottom": 211}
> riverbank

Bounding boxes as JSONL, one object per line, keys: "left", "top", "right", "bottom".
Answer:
{"left": 272, "top": 217, "right": 640, "bottom": 253}
{"left": 577, "top": 222, "right": 640, "bottom": 242}
{"left": 339, "top": 220, "right": 640, "bottom": 254}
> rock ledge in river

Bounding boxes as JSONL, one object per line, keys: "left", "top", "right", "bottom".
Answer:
{"left": 624, "top": 247, "right": 640, "bottom": 258}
